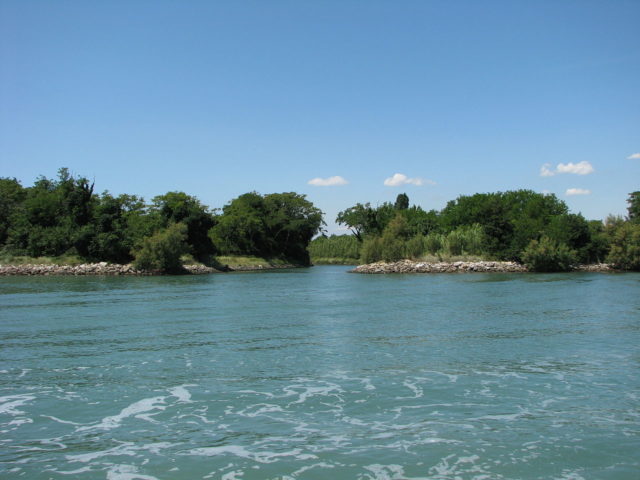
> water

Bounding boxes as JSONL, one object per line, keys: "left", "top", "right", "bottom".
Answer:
{"left": 1, "top": 266, "right": 639, "bottom": 479}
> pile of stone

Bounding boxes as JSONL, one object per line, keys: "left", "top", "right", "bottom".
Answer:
{"left": 352, "top": 260, "right": 528, "bottom": 274}
{"left": 0, "top": 262, "right": 148, "bottom": 276}
{"left": 572, "top": 263, "right": 613, "bottom": 272}
{"left": 0, "top": 262, "right": 294, "bottom": 276}
{"left": 351, "top": 260, "right": 617, "bottom": 274}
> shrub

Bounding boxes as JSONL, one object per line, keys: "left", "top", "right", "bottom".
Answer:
{"left": 521, "top": 236, "right": 577, "bottom": 272}
{"left": 606, "top": 222, "right": 640, "bottom": 270}
{"left": 133, "top": 223, "right": 188, "bottom": 273}
{"left": 405, "top": 234, "right": 425, "bottom": 259}
{"left": 424, "top": 233, "right": 443, "bottom": 254}
{"left": 360, "top": 236, "right": 383, "bottom": 264}
{"left": 380, "top": 233, "right": 405, "bottom": 262}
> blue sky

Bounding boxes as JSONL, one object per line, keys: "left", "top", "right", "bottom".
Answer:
{"left": 1, "top": 0, "right": 638, "bottom": 233}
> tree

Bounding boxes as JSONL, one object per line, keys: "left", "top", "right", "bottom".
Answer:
{"left": 209, "top": 192, "right": 324, "bottom": 264}
{"left": 627, "top": 191, "right": 640, "bottom": 223}
{"left": 133, "top": 223, "right": 188, "bottom": 273}
{"left": 336, "top": 202, "right": 395, "bottom": 241}
{"left": 394, "top": 193, "right": 409, "bottom": 210}
{"left": 0, "top": 178, "right": 26, "bottom": 246}
{"left": 151, "top": 191, "right": 217, "bottom": 259}
{"left": 607, "top": 222, "right": 640, "bottom": 270}
{"left": 522, "top": 236, "right": 577, "bottom": 272}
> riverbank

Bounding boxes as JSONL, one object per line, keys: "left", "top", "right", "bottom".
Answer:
{"left": 0, "top": 261, "right": 304, "bottom": 276}
{"left": 351, "top": 259, "right": 613, "bottom": 274}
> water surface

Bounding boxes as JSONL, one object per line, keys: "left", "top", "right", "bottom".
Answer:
{"left": 1, "top": 267, "right": 639, "bottom": 479}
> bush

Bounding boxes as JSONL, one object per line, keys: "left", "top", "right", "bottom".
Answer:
{"left": 133, "top": 223, "right": 188, "bottom": 273}
{"left": 424, "top": 233, "right": 443, "bottom": 254}
{"left": 308, "top": 234, "right": 360, "bottom": 260}
{"left": 360, "top": 236, "right": 383, "bottom": 264}
{"left": 380, "top": 233, "right": 405, "bottom": 262}
{"left": 606, "top": 222, "right": 640, "bottom": 270}
{"left": 521, "top": 236, "right": 577, "bottom": 272}
{"left": 405, "top": 234, "right": 425, "bottom": 259}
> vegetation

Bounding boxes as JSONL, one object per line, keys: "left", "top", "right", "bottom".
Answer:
{"left": 209, "top": 192, "right": 324, "bottom": 265}
{"left": 0, "top": 169, "right": 324, "bottom": 273}
{"left": 334, "top": 191, "right": 640, "bottom": 271}
{"left": 132, "top": 223, "right": 189, "bottom": 273}
{"left": 1, "top": 170, "right": 638, "bottom": 273}
{"left": 606, "top": 222, "right": 640, "bottom": 270}
{"left": 308, "top": 234, "right": 360, "bottom": 264}
{"left": 521, "top": 236, "right": 577, "bottom": 272}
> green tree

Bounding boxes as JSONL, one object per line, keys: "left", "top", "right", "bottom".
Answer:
{"left": 607, "top": 222, "right": 640, "bottom": 270}
{"left": 627, "top": 191, "right": 640, "bottom": 223}
{"left": 522, "top": 236, "right": 577, "bottom": 272}
{"left": 394, "top": 193, "right": 409, "bottom": 210}
{"left": 210, "top": 192, "right": 324, "bottom": 264}
{"left": 151, "top": 191, "right": 217, "bottom": 259}
{"left": 0, "top": 178, "right": 26, "bottom": 246}
{"left": 336, "top": 202, "right": 395, "bottom": 241}
{"left": 133, "top": 223, "right": 188, "bottom": 273}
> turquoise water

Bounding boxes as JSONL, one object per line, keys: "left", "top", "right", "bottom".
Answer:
{"left": 1, "top": 266, "right": 639, "bottom": 479}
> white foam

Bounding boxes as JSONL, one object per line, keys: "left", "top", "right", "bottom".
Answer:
{"left": 186, "top": 445, "right": 317, "bottom": 464}
{"left": 221, "top": 470, "right": 244, "bottom": 480}
{"left": 51, "top": 466, "right": 94, "bottom": 475}
{"left": 106, "top": 464, "right": 159, "bottom": 480}
{"left": 239, "top": 404, "right": 285, "bottom": 417}
{"left": 41, "top": 415, "right": 80, "bottom": 425}
{"left": 67, "top": 442, "right": 174, "bottom": 463}
{"left": 400, "top": 379, "right": 423, "bottom": 398}
{"left": 284, "top": 382, "right": 343, "bottom": 405}
{"left": 168, "top": 386, "right": 193, "bottom": 403}
{"left": 364, "top": 463, "right": 431, "bottom": 480}
{"left": 0, "top": 394, "right": 35, "bottom": 415}
{"left": 77, "top": 396, "right": 166, "bottom": 432}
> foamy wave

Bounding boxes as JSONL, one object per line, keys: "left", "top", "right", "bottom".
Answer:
{"left": 185, "top": 445, "right": 317, "bottom": 463}
{"left": 0, "top": 394, "right": 35, "bottom": 415}
{"left": 76, "top": 396, "right": 167, "bottom": 432}
{"left": 106, "top": 464, "right": 160, "bottom": 480}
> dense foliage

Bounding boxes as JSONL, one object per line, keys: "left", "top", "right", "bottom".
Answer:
{"left": 132, "top": 223, "right": 189, "bottom": 273}
{"left": 308, "top": 234, "right": 360, "bottom": 264}
{"left": 521, "top": 236, "right": 577, "bottom": 272}
{"left": 2, "top": 171, "right": 637, "bottom": 272}
{"left": 209, "top": 192, "right": 324, "bottom": 265}
{"left": 334, "top": 191, "right": 639, "bottom": 271}
{"left": 0, "top": 169, "right": 324, "bottom": 272}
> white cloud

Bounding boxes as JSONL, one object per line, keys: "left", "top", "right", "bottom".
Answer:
{"left": 307, "top": 176, "right": 348, "bottom": 187}
{"left": 627, "top": 153, "right": 640, "bottom": 160}
{"left": 556, "top": 161, "right": 594, "bottom": 175}
{"left": 566, "top": 188, "right": 591, "bottom": 196}
{"left": 383, "top": 173, "right": 434, "bottom": 187}
{"left": 540, "top": 161, "right": 594, "bottom": 176}
{"left": 540, "top": 163, "right": 555, "bottom": 177}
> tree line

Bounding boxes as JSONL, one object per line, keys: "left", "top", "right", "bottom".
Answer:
{"left": 0, "top": 168, "right": 324, "bottom": 271}
{"left": 2, "top": 168, "right": 638, "bottom": 272}
{"left": 311, "top": 190, "right": 640, "bottom": 271}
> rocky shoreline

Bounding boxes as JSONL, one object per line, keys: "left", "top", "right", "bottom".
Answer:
{"left": 351, "top": 259, "right": 613, "bottom": 274}
{"left": 0, "top": 262, "right": 302, "bottom": 276}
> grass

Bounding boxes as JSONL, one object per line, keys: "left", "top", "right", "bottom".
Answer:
{"left": 310, "top": 257, "right": 359, "bottom": 265}
{"left": 212, "top": 255, "right": 303, "bottom": 269}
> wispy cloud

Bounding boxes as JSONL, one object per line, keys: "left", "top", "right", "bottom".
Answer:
{"left": 541, "top": 161, "right": 594, "bottom": 176}
{"left": 627, "top": 153, "right": 640, "bottom": 160}
{"left": 307, "top": 176, "right": 348, "bottom": 187}
{"left": 383, "top": 173, "right": 435, "bottom": 187}
{"left": 566, "top": 188, "right": 591, "bottom": 196}
{"left": 540, "top": 164, "right": 555, "bottom": 177}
